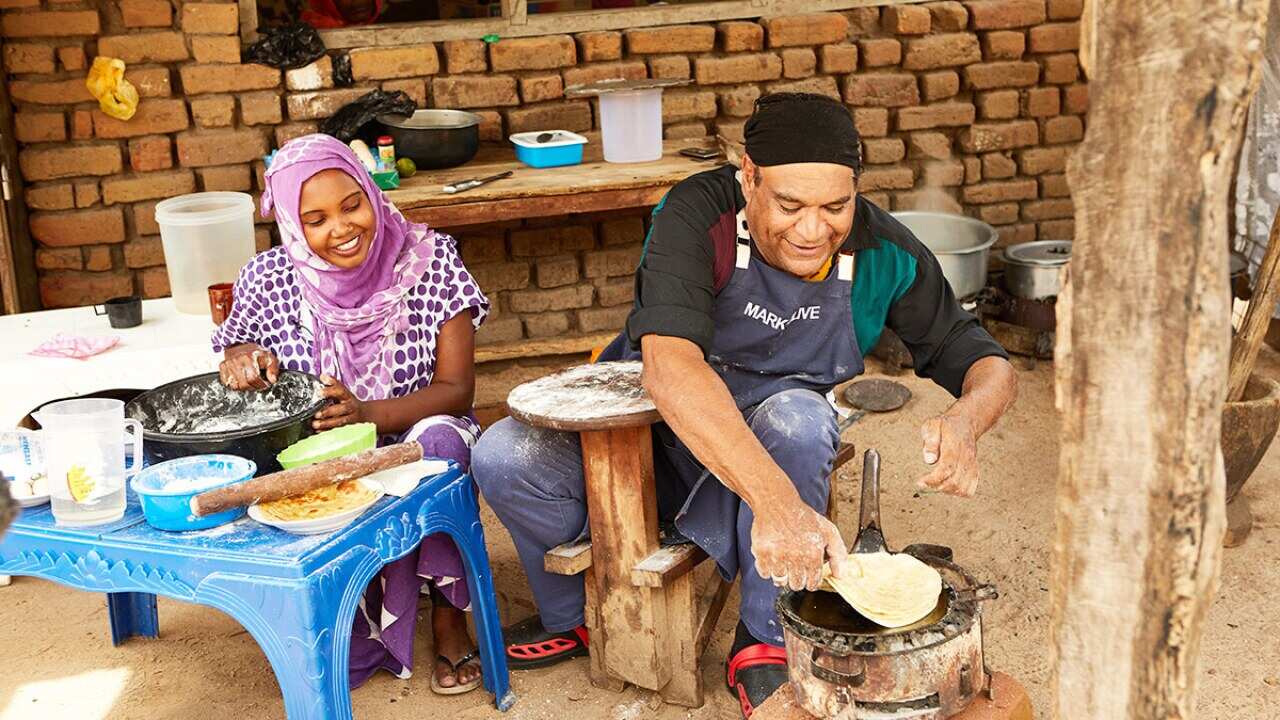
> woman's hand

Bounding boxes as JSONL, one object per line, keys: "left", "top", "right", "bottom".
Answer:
{"left": 219, "top": 346, "right": 280, "bottom": 391}
{"left": 314, "top": 375, "right": 367, "bottom": 430}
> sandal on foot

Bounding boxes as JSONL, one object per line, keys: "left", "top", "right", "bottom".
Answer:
{"left": 431, "top": 650, "right": 482, "bottom": 696}
{"left": 726, "top": 643, "right": 788, "bottom": 719}
{"left": 503, "top": 615, "right": 589, "bottom": 670}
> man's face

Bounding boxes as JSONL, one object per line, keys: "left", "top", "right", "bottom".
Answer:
{"left": 741, "top": 155, "right": 857, "bottom": 278}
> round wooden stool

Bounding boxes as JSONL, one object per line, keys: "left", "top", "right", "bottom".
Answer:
{"left": 507, "top": 361, "right": 726, "bottom": 707}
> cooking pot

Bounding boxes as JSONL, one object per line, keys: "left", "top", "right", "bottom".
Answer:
{"left": 1002, "top": 240, "right": 1071, "bottom": 300}
{"left": 377, "top": 109, "right": 481, "bottom": 170}
{"left": 124, "top": 371, "right": 325, "bottom": 475}
{"left": 892, "top": 212, "right": 998, "bottom": 299}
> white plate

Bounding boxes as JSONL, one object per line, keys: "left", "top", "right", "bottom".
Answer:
{"left": 15, "top": 493, "right": 50, "bottom": 508}
{"left": 247, "top": 484, "right": 383, "bottom": 536}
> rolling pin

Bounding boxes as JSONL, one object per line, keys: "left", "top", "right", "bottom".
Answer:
{"left": 190, "top": 442, "right": 423, "bottom": 517}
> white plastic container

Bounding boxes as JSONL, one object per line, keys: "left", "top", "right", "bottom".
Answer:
{"left": 598, "top": 89, "right": 663, "bottom": 164}
{"left": 155, "top": 192, "right": 256, "bottom": 314}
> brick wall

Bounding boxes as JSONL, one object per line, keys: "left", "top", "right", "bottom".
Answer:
{"left": 3, "top": 0, "right": 1085, "bottom": 332}
{"left": 458, "top": 210, "right": 645, "bottom": 347}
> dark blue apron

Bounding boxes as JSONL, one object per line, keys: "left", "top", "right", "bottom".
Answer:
{"left": 602, "top": 209, "right": 864, "bottom": 581}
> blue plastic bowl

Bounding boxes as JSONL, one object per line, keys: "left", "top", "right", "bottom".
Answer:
{"left": 510, "top": 130, "right": 587, "bottom": 168}
{"left": 131, "top": 454, "right": 257, "bottom": 532}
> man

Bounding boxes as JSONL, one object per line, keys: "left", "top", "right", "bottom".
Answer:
{"left": 473, "top": 93, "right": 1017, "bottom": 716}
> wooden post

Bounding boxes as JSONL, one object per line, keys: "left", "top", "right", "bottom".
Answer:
{"left": 1227, "top": 208, "right": 1280, "bottom": 401}
{"left": 1050, "top": 3, "right": 1267, "bottom": 719}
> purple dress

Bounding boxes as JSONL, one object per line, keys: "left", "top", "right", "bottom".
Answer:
{"left": 212, "top": 238, "right": 489, "bottom": 688}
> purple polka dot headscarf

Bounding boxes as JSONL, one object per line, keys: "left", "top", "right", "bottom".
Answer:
{"left": 261, "top": 133, "right": 438, "bottom": 401}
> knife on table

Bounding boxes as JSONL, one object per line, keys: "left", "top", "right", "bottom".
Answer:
{"left": 443, "top": 170, "right": 513, "bottom": 194}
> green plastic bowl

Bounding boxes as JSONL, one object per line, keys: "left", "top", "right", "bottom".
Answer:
{"left": 277, "top": 423, "right": 377, "bottom": 469}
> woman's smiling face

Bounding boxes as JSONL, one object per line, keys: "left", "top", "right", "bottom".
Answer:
{"left": 297, "top": 169, "right": 378, "bottom": 269}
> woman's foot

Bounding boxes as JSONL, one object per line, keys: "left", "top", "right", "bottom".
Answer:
{"left": 432, "top": 603, "right": 482, "bottom": 694}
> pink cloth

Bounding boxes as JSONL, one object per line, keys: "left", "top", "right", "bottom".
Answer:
{"left": 30, "top": 333, "right": 120, "bottom": 360}
{"left": 259, "top": 133, "right": 440, "bottom": 402}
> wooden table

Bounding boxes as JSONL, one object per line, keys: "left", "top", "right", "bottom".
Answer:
{"left": 387, "top": 138, "right": 722, "bottom": 229}
{"left": 505, "top": 361, "right": 729, "bottom": 708}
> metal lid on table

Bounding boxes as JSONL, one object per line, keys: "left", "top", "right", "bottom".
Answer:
{"left": 564, "top": 78, "right": 691, "bottom": 97}
{"left": 1004, "top": 240, "right": 1072, "bottom": 266}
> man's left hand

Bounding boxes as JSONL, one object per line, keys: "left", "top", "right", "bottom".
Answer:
{"left": 313, "top": 375, "right": 368, "bottom": 430}
{"left": 916, "top": 414, "right": 979, "bottom": 497}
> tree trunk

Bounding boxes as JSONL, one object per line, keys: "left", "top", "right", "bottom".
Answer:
{"left": 1050, "top": 3, "right": 1268, "bottom": 719}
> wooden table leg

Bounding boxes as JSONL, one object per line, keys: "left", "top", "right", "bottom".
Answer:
{"left": 579, "top": 425, "right": 672, "bottom": 692}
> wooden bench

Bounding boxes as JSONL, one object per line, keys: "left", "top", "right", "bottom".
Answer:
{"left": 507, "top": 361, "right": 856, "bottom": 708}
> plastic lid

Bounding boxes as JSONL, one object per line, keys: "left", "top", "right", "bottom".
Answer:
{"left": 1004, "top": 240, "right": 1071, "bottom": 266}
{"left": 154, "top": 192, "right": 255, "bottom": 227}
{"left": 509, "top": 130, "right": 588, "bottom": 149}
{"left": 377, "top": 135, "right": 394, "bottom": 145}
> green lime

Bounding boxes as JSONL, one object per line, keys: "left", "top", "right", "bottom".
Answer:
{"left": 395, "top": 157, "right": 417, "bottom": 178}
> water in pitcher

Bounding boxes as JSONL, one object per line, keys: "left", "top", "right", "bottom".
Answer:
{"left": 51, "top": 489, "right": 127, "bottom": 526}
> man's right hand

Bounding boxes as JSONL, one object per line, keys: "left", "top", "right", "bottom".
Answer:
{"left": 219, "top": 345, "right": 280, "bottom": 391}
{"left": 751, "top": 498, "right": 847, "bottom": 592}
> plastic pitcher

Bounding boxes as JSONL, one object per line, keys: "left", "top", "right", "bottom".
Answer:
{"left": 155, "top": 192, "right": 256, "bottom": 314}
{"left": 32, "top": 398, "right": 142, "bottom": 527}
{"left": 598, "top": 88, "right": 663, "bottom": 164}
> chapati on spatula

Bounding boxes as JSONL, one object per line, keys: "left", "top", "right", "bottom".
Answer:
{"left": 823, "top": 551, "right": 943, "bottom": 628}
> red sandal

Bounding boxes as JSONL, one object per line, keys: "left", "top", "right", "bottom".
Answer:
{"left": 503, "top": 615, "right": 589, "bottom": 670}
{"left": 726, "top": 643, "right": 789, "bottom": 719}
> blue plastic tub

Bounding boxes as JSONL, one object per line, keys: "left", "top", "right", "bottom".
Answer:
{"left": 510, "top": 131, "right": 587, "bottom": 168}
{"left": 131, "top": 454, "right": 257, "bottom": 532}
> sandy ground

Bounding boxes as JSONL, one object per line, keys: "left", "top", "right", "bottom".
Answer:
{"left": 1, "top": 355, "right": 1278, "bottom": 720}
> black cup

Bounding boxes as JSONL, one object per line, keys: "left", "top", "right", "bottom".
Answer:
{"left": 94, "top": 296, "right": 142, "bottom": 329}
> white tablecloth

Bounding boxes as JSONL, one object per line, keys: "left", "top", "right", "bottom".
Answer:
{"left": 0, "top": 299, "right": 222, "bottom": 426}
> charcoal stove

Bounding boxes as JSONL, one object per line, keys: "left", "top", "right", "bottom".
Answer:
{"left": 777, "top": 451, "right": 999, "bottom": 719}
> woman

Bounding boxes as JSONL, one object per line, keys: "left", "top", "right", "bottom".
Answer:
{"left": 212, "top": 133, "right": 487, "bottom": 694}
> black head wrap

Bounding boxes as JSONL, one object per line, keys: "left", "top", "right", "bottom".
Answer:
{"left": 743, "top": 92, "right": 863, "bottom": 176}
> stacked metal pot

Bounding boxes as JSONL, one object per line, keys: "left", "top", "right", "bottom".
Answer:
{"left": 1001, "top": 240, "right": 1071, "bottom": 300}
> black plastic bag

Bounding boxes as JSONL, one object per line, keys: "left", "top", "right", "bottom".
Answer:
{"left": 332, "top": 52, "right": 354, "bottom": 87}
{"left": 245, "top": 22, "right": 327, "bottom": 70}
{"left": 318, "top": 89, "right": 417, "bottom": 143}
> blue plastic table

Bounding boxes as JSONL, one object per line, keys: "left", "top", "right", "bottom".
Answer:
{"left": 0, "top": 463, "right": 515, "bottom": 718}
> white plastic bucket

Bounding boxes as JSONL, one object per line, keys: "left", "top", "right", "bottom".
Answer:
{"left": 155, "top": 192, "right": 256, "bottom": 314}
{"left": 598, "top": 89, "right": 663, "bottom": 164}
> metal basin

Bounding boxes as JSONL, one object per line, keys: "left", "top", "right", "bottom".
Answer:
{"left": 892, "top": 212, "right": 998, "bottom": 299}
{"left": 377, "top": 109, "right": 481, "bottom": 170}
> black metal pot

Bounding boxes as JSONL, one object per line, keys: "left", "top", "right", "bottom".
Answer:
{"left": 124, "top": 371, "right": 326, "bottom": 476}
{"left": 377, "top": 109, "right": 481, "bottom": 170}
